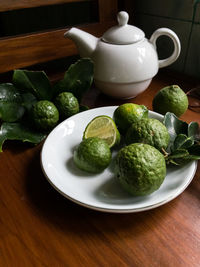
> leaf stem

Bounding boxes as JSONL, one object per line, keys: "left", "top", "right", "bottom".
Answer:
{"left": 161, "top": 148, "right": 169, "bottom": 158}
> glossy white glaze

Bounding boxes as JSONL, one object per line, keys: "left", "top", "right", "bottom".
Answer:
{"left": 95, "top": 79, "right": 152, "bottom": 99}
{"left": 92, "top": 39, "right": 158, "bottom": 83}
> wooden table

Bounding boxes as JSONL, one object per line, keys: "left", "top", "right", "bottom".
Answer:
{"left": 1, "top": 70, "right": 200, "bottom": 267}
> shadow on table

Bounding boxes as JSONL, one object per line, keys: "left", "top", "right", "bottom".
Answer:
{"left": 25, "top": 147, "right": 177, "bottom": 237}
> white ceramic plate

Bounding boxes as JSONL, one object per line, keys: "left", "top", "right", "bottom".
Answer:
{"left": 41, "top": 106, "right": 197, "bottom": 213}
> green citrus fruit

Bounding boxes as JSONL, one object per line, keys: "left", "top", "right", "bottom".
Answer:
{"left": 54, "top": 92, "right": 79, "bottom": 119}
{"left": 114, "top": 103, "right": 148, "bottom": 134}
{"left": 83, "top": 115, "right": 120, "bottom": 148}
{"left": 32, "top": 100, "right": 59, "bottom": 131}
{"left": 152, "top": 85, "right": 188, "bottom": 117}
{"left": 115, "top": 143, "right": 166, "bottom": 196}
{"left": 125, "top": 118, "right": 170, "bottom": 151}
{"left": 74, "top": 137, "right": 112, "bottom": 173}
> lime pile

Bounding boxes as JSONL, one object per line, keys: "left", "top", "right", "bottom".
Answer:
{"left": 113, "top": 105, "right": 168, "bottom": 195}
{"left": 73, "top": 115, "right": 119, "bottom": 173}
{"left": 71, "top": 83, "right": 195, "bottom": 196}
{"left": 31, "top": 92, "right": 79, "bottom": 132}
{"left": 73, "top": 101, "right": 171, "bottom": 196}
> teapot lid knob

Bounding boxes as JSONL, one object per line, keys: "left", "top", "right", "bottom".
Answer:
{"left": 117, "top": 11, "right": 129, "bottom": 26}
{"left": 102, "top": 11, "right": 145, "bottom": 45}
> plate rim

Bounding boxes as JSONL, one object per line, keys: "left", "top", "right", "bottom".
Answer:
{"left": 40, "top": 106, "right": 198, "bottom": 213}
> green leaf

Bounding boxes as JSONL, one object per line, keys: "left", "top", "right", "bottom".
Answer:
{"left": 166, "top": 149, "right": 197, "bottom": 165}
{"left": 168, "top": 148, "right": 189, "bottom": 159}
{"left": 167, "top": 159, "right": 180, "bottom": 165}
{"left": 13, "top": 70, "right": 53, "bottom": 100}
{"left": 185, "top": 155, "right": 200, "bottom": 160}
{"left": 166, "top": 147, "right": 200, "bottom": 165}
{"left": 172, "top": 154, "right": 200, "bottom": 165}
{"left": 163, "top": 112, "right": 188, "bottom": 142}
{"left": 173, "top": 134, "right": 194, "bottom": 151}
{"left": 53, "top": 58, "right": 94, "bottom": 101}
{"left": 0, "top": 122, "right": 46, "bottom": 152}
{"left": 22, "top": 92, "right": 37, "bottom": 111}
{"left": 164, "top": 113, "right": 200, "bottom": 165}
{"left": 0, "top": 83, "right": 25, "bottom": 122}
{"left": 188, "top": 121, "right": 199, "bottom": 140}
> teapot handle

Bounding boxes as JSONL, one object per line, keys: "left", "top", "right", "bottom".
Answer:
{"left": 150, "top": 28, "right": 181, "bottom": 68}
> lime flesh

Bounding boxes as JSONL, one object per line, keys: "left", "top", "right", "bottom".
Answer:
{"left": 83, "top": 115, "right": 120, "bottom": 148}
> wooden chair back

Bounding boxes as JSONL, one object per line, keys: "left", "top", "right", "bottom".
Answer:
{"left": 0, "top": 0, "right": 118, "bottom": 73}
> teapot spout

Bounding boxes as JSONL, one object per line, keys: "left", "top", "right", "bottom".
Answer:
{"left": 64, "top": 28, "right": 98, "bottom": 58}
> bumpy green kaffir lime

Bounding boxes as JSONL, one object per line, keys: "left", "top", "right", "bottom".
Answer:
{"left": 125, "top": 118, "right": 170, "bottom": 151}
{"left": 152, "top": 85, "right": 188, "bottom": 117}
{"left": 54, "top": 92, "right": 79, "bottom": 119}
{"left": 115, "top": 143, "right": 166, "bottom": 196}
{"left": 32, "top": 100, "right": 59, "bottom": 131}
{"left": 114, "top": 103, "right": 148, "bottom": 134}
{"left": 73, "top": 137, "right": 111, "bottom": 173}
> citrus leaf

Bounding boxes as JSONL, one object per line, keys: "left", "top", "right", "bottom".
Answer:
{"left": 53, "top": 58, "right": 94, "bottom": 101}
{"left": 166, "top": 148, "right": 189, "bottom": 165}
{"left": 173, "top": 134, "right": 194, "bottom": 151}
{"left": 185, "top": 155, "right": 200, "bottom": 160}
{"left": 163, "top": 112, "right": 188, "bottom": 142}
{"left": 167, "top": 159, "right": 180, "bottom": 165}
{"left": 0, "top": 83, "right": 25, "bottom": 122}
{"left": 171, "top": 155, "right": 200, "bottom": 165}
{"left": 0, "top": 122, "right": 46, "bottom": 152}
{"left": 22, "top": 92, "right": 37, "bottom": 111}
{"left": 164, "top": 113, "right": 200, "bottom": 165}
{"left": 167, "top": 148, "right": 189, "bottom": 159}
{"left": 13, "top": 70, "right": 53, "bottom": 100}
{"left": 188, "top": 121, "right": 199, "bottom": 140}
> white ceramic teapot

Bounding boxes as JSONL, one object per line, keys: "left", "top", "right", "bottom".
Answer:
{"left": 64, "top": 11, "right": 181, "bottom": 99}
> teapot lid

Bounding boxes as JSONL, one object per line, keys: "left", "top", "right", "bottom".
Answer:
{"left": 102, "top": 11, "right": 145, "bottom": 45}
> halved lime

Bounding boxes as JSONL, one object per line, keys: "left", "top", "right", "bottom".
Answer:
{"left": 83, "top": 115, "right": 120, "bottom": 148}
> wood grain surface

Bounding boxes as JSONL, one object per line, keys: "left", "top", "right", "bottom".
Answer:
{"left": 0, "top": 22, "right": 115, "bottom": 73}
{"left": 0, "top": 0, "right": 91, "bottom": 12}
{"left": 0, "top": 70, "right": 200, "bottom": 266}
{"left": 0, "top": 0, "right": 119, "bottom": 73}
